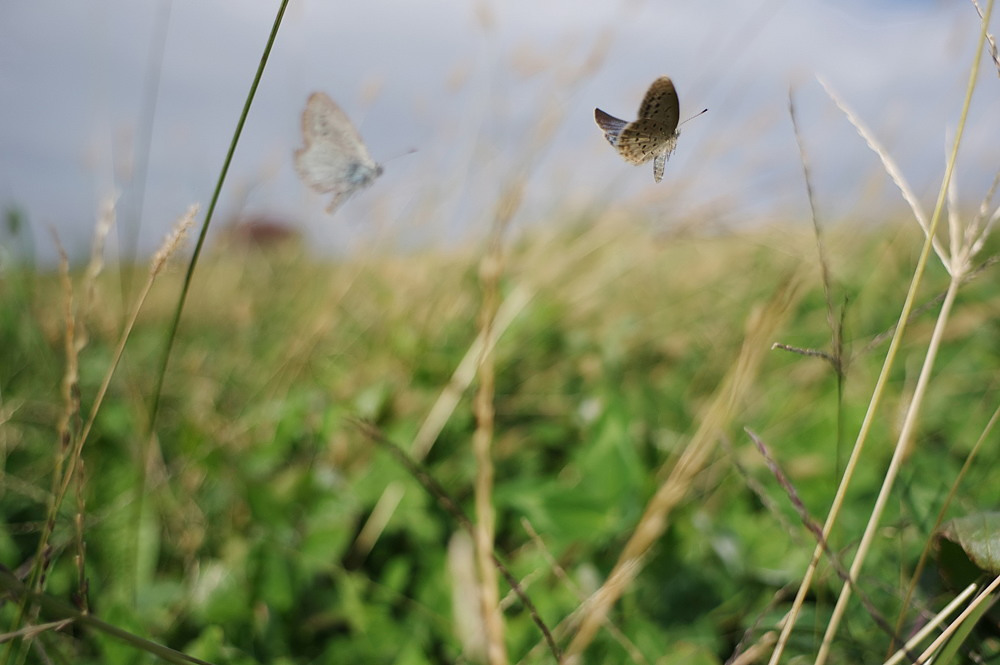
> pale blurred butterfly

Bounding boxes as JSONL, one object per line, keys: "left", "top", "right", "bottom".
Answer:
{"left": 294, "top": 92, "right": 383, "bottom": 214}
{"left": 595, "top": 76, "right": 704, "bottom": 183}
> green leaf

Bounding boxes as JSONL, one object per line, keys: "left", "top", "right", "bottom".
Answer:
{"left": 935, "top": 512, "right": 1000, "bottom": 589}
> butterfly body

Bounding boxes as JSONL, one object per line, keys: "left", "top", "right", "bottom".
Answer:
{"left": 595, "top": 76, "right": 680, "bottom": 183}
{"left": 294, "top": 92, "right": 382, "bottom": 213}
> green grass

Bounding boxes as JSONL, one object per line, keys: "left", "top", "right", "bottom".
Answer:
{"left": 3, "top": 3, "right": 999, "bottom": 662}
{"left": 3, "top": 217, "right": 1000, "bottom": 664}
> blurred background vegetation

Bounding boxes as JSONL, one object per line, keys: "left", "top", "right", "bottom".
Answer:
{"left": 3, "top": 1, "right": 1000, "bottom": 664}
{"left": 3, "top": 214, "right": 1000, "bottom": 663}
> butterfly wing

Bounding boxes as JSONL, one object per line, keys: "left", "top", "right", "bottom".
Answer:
{"left": 637, "top": 76, "right": 679, "bottom": 134}
{"left": 594, "top": 108, "right": 628, "bottom": 147}
{"left": 596, "top": 77, "right": 682, "bottom": 180}
{"left": 294, "top": 92, "right": 382, "bottom": 213}
{"left": 652, "top": 152, "right": 666, "bottom": 183}
{"left": 614, "top": 118, "right": 677, "bottom": 166}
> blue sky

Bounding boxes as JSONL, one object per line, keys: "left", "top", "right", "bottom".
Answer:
{"left": 1, "top": 0, "right": 998, "bottom": 263}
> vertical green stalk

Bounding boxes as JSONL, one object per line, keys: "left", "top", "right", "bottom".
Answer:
{"left": 135, "top": 0, "right": 290, "bottom": 600}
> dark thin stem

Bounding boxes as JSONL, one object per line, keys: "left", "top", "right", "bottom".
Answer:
{"left": 745, "top": 428, "right": 916, "bottom": 663}
{"left": 0, "top": 567, "right": 215, "bottom": 665}
{"left": 788, "top": 87, "right": 848, "bottom": 474}
{"left": 354, "top": 419, "right": 562, "bottom": 663}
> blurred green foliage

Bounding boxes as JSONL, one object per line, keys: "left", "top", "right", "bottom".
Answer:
{"left": 1, "top": 223, "right": 999, "bottom": 664}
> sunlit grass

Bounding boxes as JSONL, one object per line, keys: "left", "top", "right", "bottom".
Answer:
{"left": 3, "top": 1, "right": 1000, "bottom": 663}
{"left": 3, "top": 206, "right": 1000, "bottom": 663}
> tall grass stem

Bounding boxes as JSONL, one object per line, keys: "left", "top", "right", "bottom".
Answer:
{"left": 138, "top": 0, "right": 290, "bottom": 600}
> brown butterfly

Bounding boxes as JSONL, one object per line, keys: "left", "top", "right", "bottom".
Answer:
{"left": 595, "top": 76, "right": 682, "bottom": 183}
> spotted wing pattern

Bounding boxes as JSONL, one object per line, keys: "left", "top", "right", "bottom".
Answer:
{"left": 594, "top": 76, "right": 681, "bottom": 183}
{"left": 294, "top": 92, "right": 383, "bottom": 214}
{"left": 616, "top": 118, "right": 678, "bottom": 164}
{"left": 637, "top": 76, "right": 679, "bottom": 131}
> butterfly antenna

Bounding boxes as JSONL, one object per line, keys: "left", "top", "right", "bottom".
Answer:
{"left": 680, "top": 108, "right": 709, "bottom": 127}
{"left": 383, "top": 147, "right": 418, "bottom": 164}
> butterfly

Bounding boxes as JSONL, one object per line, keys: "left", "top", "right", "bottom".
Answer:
{"left": 294, "top": 92, "right": 383, "bottom": 214}
{"left": 594, "top": 76, "right": 681, "bottom": 183}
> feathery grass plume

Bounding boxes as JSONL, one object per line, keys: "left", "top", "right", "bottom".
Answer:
{"left": 77, "top": 204, "right": 196, "bottom": 455}
{"left": 8, "top": 200, "right": 114, "bottom": 662}
{"left": 4, "top": 204, "right": 198, "bottom": 664}
{"left": 72, "top": 196, "right": 115, "bottom": 613}
{"left": 5, "top": 233, "right": 77, "bottom": 665}
{"left": 80, "top": 197, "right": 116, "bottom": 342}
{"left": 51, "top": 233, "right": 76, "bottom": 525}
{"left": 818, "top": 77, "right": 948, "bottom": 271}
{"left": 786, "top": 89, "right": 844, "bottom": 370}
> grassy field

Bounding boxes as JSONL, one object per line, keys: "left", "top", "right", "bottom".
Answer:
{"left": 2, "top": 211, "right": 1000, "bottom": 664}
{"left": 3, "top": 2, "right": 1000, "bottom": 662}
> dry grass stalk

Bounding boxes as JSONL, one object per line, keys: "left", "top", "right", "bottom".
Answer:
{"left": 769, "top": 10, "right": 996, "bottom": 656}
{"left": 812, "top": 8, "right": 994, "bottom": 660}
{"left": 562, "top": 278, "right": 802, "bottom": 664}
{"left": 888, "top": 393, "right": 1000, "bottom": 655}
{"left": 0, "top": 618, "right": 74, "bottom": 643}
{"left": 473, "top": 198, "right": 517, "bottom": 665}
{"left": 818, "top": 78, "right": 948, "bottom": 271}
{"left": 970, "top": 0, "right": 1000, "bottom": 76}
{"left": 68, "top": 205, "right": 197, "bottom": 501}
{"left": 12, "top": 200, "right": 116, "bottom": 656}
{"left": 883, "top": 582, "right": 977, "bottom": 665}
{"left": 20, "top": 204, "right": 195, "bottom": 639}
{"left": 914, "top": 574, "right": 1000, "bottom": 664}
{"left": 464, "top": 24, "right": 615, "bottom": 663}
